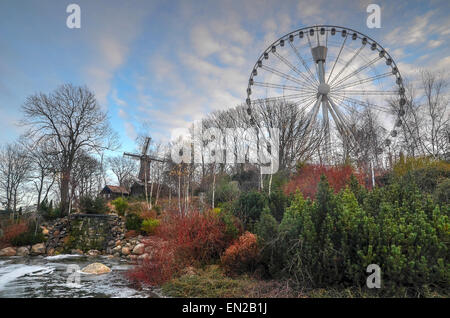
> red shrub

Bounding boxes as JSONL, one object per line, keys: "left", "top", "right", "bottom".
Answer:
{"left": 221, "top": 232, "right": 259, "bottom": 275}
{"left": 284, "top": 164, "right": 365, "bottom": 199}
{"left": 156, "top": 211, "right": 232, "bottom": 265}
{"left": 0, "top": 222, "right": 28, "bottom": 244}
{"left": 127, "top": 236, "right": 175, "bottom": 286}
{"left": 127, "top": 211, "right": 233, "bottom": 286}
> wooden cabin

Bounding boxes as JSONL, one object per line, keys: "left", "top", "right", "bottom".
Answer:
{"left": 99, "top": 185, "right": 130, "bottom": 201}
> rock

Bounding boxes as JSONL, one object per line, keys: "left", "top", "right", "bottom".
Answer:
{"left": 42, "top": 227, "right": 49, "bottom": 235}
{"left": 137, "top": 253, "right": 150, "bottom": 260}
{"left": 31, "top": 243, "right": 46, "bottom": 255}
{"left": 47, "top": 248, "right": 55, "bottom": 256}
{"left": 71, "top": 249, "right": 84, "bottom": 255}
{"left": 87, "top": 249, "right": 101, "bottom": 257}
{"left": 16, "top": 246, "right": 30, "bottom": 256}
{"left": 132, "top": 243, "right": 145, "bottom": 255}
{"left": 115, "top": 240, "right": 121, "bottom": 247}
{"left": 121, "top": 247, "right": 130, "bottom": 255}
{"left": 129, "top": 255, "right": 138, "bottom": 261}
{"left": 0, "top": 247, "right": 16, "bottom": 257}
{"left": 112, "top": 245, "right": 121, "bottom": 253}
{"left": 81, "top": 263, "right": 111, "bottom": 275}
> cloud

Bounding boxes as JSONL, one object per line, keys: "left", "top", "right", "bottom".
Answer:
{"left": 82, "top": 2, "right": 151, "bottom": 105}
{"left": 124, "top": 121, "right": 138, "bottom": 140}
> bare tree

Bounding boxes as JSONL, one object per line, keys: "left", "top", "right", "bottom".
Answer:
{"left": 21, "top": 84, "right": 118, "bottom": 215}
{"left": 0, "top": 142, "right": 32, "bottom": 219}
{"left": 419, "top": 70, "right": 449, "bottom": 158}
{"left": 27, "top": 140, "right": 57, "bottom": 210}
{"left": 107, "top": 156, "right": 137, "bottom": 190}
{"left": 397, "top": 71, "right": 449, "bottom": 158}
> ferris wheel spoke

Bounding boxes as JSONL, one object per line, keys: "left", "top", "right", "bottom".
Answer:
{"left": 273, "top": 51, "right": 319, "bottom": 88}
{"left": 327, "top": 96, "right": 358, "bottom": 145}
{"left": 325, "top": 98, "right": 352, "bottom": 144}
{"left": 260, "top": 65, "right": 317, "bottom": 89}
{"left": 332, "top": 90, "right": 399, "bottom": 96}
{"left": 253, "top": 92, "right": 316, "bottom": 104}
{"left": 327, "top": 34, "right": 347, "bottom": 83}
{"left": 332, "top": 72, "right": 392, "bottom": 91}
{"left": 329, "top": 44, "right": 365, "bottom": 86}
{"left": 288, "top": 41, "right": 318, "bottom": 85}
{"left": 303, "top": 95, "right": 323, "bottom": 136}
{"left": 252, "top": 81, "right": 316, "bottom": 93}
{"left": 294, "top": 95, "right": 317, "bottom": 113}
{"left": 329, "top": 93, "right": 394, "bottom": 113}
{"left": 330, "top": 56, "right": 382, "bottom": 88}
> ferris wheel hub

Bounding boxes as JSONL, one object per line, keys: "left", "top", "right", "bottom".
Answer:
{"left": 318, "top": 82, "right": 330, "bottom": 95}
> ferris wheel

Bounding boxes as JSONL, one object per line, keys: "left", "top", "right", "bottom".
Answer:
{"left": 246, "top": 25, "right": 406, "bottom": 164}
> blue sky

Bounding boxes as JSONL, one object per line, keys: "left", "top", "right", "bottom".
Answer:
{"left": 0, "top": 0, "right": 449, "bottom": 154}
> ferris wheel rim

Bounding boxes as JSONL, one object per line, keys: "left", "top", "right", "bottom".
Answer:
{"left": 245, "top": 24, "right": 407, "bottom": 158}
{"left": 246, "top": 25, "right": 405, "bottom": 101}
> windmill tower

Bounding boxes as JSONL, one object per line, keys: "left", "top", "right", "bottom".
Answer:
{"left": 124, "top": 137, "right": 165, "bottom": 208}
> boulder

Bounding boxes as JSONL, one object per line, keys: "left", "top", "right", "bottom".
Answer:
{"left": 16, "top": 246, "right": 30, "bottom": 256}
{"left": 81, "top": 263, "right": 111, "bottom": 275}
{"left": 121, "top": 247, "right": 130, "bottom": 255}
{"left": 87, "top": 249, "right": 101, "bottom": 257}
{"left": 31, "top": 243, "right": 46, "bottom": 255}
{"left": 132, "top": 243, "right": 145, "bottom": 255}
{"left": 41, "top": 227, "right": 49, "bottom": 235}
{"left": 46, "top": 248, "right": 55, "bottom": 256}
{"left": 137, "top": 253, "right": 150, "bottom": 260}
{"left": 71, "top": 249, "right": 84, "bottom": 255}
{"left": 0, "top": 247, "right": 16, "bottom": 257}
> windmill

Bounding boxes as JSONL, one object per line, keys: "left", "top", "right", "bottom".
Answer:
{"left": 124, "top": 137, "right": 165, "bottom": 208}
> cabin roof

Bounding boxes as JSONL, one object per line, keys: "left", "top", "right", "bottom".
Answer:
{"left": 102, "top": 185, "right": 129, "bottom": 195}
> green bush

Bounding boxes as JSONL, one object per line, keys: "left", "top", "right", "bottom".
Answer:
{"left": 268, "top": 189, "right": 289, "bottom": 222}
{"left": 217, "top": 208, "right": 242, "bottom": 242}
{"left": 141, "top": 218, "right": 160, "bottom": 235}
{"left": 126, "top": 213, "right": 143, "bottom": 231}
{"left": 111, "top": 197, "right": 128, "bottom": 216}
{"left": 79, "top": 196, "right": 109, "bottom": 214}
{"left": 233, "top": 191, "right": 267, "bottom": 230}
{"left": 208, "top": 177, "right": 240, "bottom": 206}
{"left": 39, "top": 199, "right": 62, "bottom": 220}
{"left": 434, "top": 178, "right": 450, "bottom": 205}
{"left": 254, "top": 207, "right": 280, "bottom": 276}
{"left": 11, "top": 221, "right": 46, "bottom": 246}
{"left": 269, "top": 175, "right": 449, "bottom": 296}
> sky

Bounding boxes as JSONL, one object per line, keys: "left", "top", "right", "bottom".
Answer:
{"left": 0, "top": 0, "right": 449, "bottom": 155}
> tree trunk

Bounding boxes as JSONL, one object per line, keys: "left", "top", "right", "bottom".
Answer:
{"left": 60, "top": 169, "right": 71, "bottom": 215}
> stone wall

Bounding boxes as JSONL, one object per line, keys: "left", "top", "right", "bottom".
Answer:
{"left": 46, "top": 214, "right": 125, "bottom": 254}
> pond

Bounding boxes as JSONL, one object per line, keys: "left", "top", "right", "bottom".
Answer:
{"left": 0, "top": 255, "right": 159, "bottom": 298}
